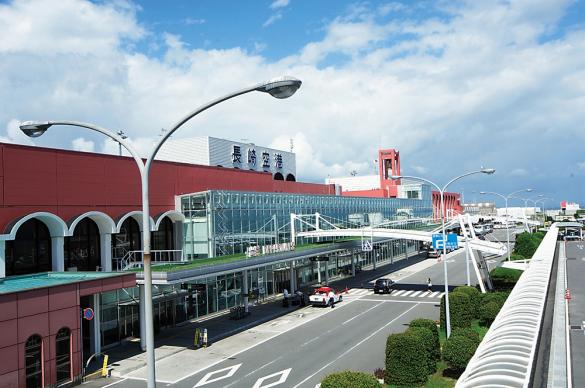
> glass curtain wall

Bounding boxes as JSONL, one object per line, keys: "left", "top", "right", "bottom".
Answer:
{"left": 181, "top": 188, "right": 432, "bottom": 258}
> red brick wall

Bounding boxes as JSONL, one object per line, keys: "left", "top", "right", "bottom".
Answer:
{"left": 0, "top": 143, "right": 336, "bottom": 233}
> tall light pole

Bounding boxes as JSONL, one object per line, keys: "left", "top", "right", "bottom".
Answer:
{"left": 509, "top": 196, "right": 539, "bottom": 233}
{"left": 535, "top": 197, "right": 552, "bottom": 225}
{"left": 391, "top": 168, "right": 495, "bottom": 338}
{"left": 117, "top": 130, "right": 127, "bottom": 156}
{"left": 19, "top": 76, "right": 302, "bottom": 388}
{"left": 480, "top": 188, "right": 532, "bottom": 261}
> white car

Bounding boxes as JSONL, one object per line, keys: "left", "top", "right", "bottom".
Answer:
{"left": 309, "top": 287, "right": 342, "bottom": 306}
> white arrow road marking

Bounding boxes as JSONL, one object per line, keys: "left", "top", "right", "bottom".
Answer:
{"left": 252, "top": 368, "right": 291, "bottom": 388}
{"left": 193, "top": 364, "right": 241, "bottom": 387}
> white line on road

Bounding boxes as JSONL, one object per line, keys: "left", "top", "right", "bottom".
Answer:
{"left": 291, "top": 304, "right": 420, "bottom": 388}
{"left": 392, "top": 290, "right": 406, "bottom": 296}
{"left": 401, "top": 290, "right": 414, "bottom": 297}
{"left": 194, "top": 364, "right": 242, "bottom": 387}
{"left": 342, "top": 302, "right": 383, "bottom": 325}
{"left": 418, "top": 291, "right": 431, "bottom": 298}
{"left": 429, "top": 292, "right": 440, "bottom": 298}
{"left": 223, "top": 357, "right": 283, "bottom": 388}
{"left": 356, "top": 298, "right": 438, "bottom": 304}
{"left": 301, "top": 336, "right": 320, "bottom": 347}
{"left": 96, "top": 379, "right": 128, "bottom": 388}
{"left": 252, "top": 368, "right": 291, "bottom": 388}
{"left": 410, "top": 291, "right": 423, "bottom": 297}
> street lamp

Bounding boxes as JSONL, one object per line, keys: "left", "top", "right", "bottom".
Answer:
{"left": 509, "top": 195, "right": 539, "bottom": 233}
{"left": 20, "top": 75, "right": 302, "bottom": 388}
{"left": 391, "top": 168, "right": 495, "bottom": 338}
{"left": 479, "top": 188, "right": 532, "bottom": 261}
{"left": 535, "top": 197, "right": 552, "bottom": 225}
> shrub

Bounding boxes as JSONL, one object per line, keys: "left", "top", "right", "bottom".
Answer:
{"left": 481, "top": 291, "right": 509, "bottom": 308}
{"left": 510, "top": 253, "right": 527, "bottom": 261}
{"left": 385, "top": 332, "right": 428, "bottom": 386}
{"left": 480, "top": 301, "right": 501, "bottom": 327}
{"left": 440, "top": 292, "right": 473, "bottom": 330}
{"left": 443, "top": 335, "right": 478, "bottom": 373}
{"left": 321, "top": 371, "right": 380, "bottom": 388}
{"left": 453, "top": 286, "right": 481, "bottom": 319}
{"left": 451, "top": 327, "right": 480, "bottom": 347}
{"left": 514, "top": 232, "right": 540, "bottom": 258}
{"left": 407, "top": 327, "right": 437, "bottom": 374}
{"left": 490, "top": 267, "right": 523, "bottom": 290}
{"left": 409, "top": 319, "right": 440, "bottom": 361}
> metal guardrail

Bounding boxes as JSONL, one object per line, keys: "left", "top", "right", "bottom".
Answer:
{"left": 114, "top": 249, "right": 184, "bottom": 270}
{"left": 456, "top": 224, "right": 559, "bottom": 388}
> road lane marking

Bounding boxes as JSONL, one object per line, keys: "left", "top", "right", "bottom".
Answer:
{"left": 252, "top": 368, "right": 291, "bottom": 388}
{"left": 291, "top": 304, "right": 420, "bottom": 388}
{"left": 401, "top": 291, "right": 414, "bottom": 297}
{"left": 418, "top": 291, "right": 432, "bottom": 297}
{"left": 223, "top": 357, "right": 283, "bottom": 388}
{"left": 429, "top": 292, "right": 440, "bottom": 298}
{"left": 97, "top": 379, "right": 128, "bottom": 388}
{"left": 193, "top": 364, "right": 241, "bottom": 387}
{"left": 173, "top": 289, "right": 363, "bottom": 384}
{"left": 410, "top": 291, "right": 423, "bottom": 297}
{"left": 356, "top": 298, "right": 438, "bottom": 304}
{"left": 342, "top": 302, "right": 382, "bottom": 325}
{"left": 392, "top": 290, "right": 406, "bottom": 296}
{"left": 301, "top": 336, "right": 320, "bottom": 347}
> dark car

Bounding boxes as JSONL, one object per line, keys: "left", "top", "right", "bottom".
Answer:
{"left": 373, "top": 278, "right": 395, "bottom": 294}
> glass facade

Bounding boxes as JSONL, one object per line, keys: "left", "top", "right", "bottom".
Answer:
{"left": 181, "top": 188, "right": 432, "bottom": 258}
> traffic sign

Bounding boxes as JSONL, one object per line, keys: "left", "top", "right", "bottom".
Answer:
{"left": 83, "top": 308, "right": 94, "bottom": 321}
{"left": 361, "top": 239, "right": 373, "bottom": 252}
{"left": 432, "top": 233, "right": 459, "bottom": 250}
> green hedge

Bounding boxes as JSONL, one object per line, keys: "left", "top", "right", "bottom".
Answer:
{"left": 490, "top": 267, "right": 523, "bottom": 290}
{"left": 510, "top": 253, "right": 527, "bottom": 261}
{"left": 480, "top": 301, "right": 501, "bottom": 327}
{"left": 453, "top": 286, "right": 481, "bottom": 319}
{"left": 440, "top": 292, "right": 473, "bottom": 330}
{"left": 409, "top": 319, "right": 440, "bottom": 361}
{"left": 321, "top": 371, "right": 380, "bottom": 388}
{"left": 513, "top": 232, "right": 544, "bottom": 258}
{"left": 451, "top": 327, "right": 480, "bottom": 347}
{"left": 407, "top": 327, "right": 437, "bottom": 374}
{"left": 385, "top": 332, "right": 428, "bottom": 386}
{"left": 443, "top": 335, "right": 478, "bottom": 372}
{"left": 481, "top": 291, "right": 510, "bottom": 307}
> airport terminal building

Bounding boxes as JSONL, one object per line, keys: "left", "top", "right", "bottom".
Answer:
{"left": 0, "top": 139, "right": 433, "bottom": 387}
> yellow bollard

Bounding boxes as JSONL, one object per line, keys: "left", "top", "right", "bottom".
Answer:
{"left": 101, "top": 355, "right": 109, "bottom": 377}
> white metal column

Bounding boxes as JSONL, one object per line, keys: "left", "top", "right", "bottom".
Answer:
{"left": 100, "top": 233, "right": 112, "bottom": 272}
{"left": 52, "top": 236, "right": 65, "bottom": 271}
{"left": 90, "top": 293, "right": 101, "bottom": 356}
{"left": 243, "top": 269, "right": 249, "bottom": 313}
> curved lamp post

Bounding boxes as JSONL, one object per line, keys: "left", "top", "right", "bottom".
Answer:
{"left": 480, "top": 188, "right": 532, "bottom": 261}
{"left": 20, "top": 75, "right": 302, "bottom": 388}
{"left": 535, "top": 197, "right": 552, "bottom": 225}
{"left": 391, "top": 168, "right": 495, "bottom": 338}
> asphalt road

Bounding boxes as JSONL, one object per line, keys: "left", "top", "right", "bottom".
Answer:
{"left": 85, "top": 229, "right": 510, "bottom": 388}
{"left": 565, "top": 241, "right": 585, "bottom": 388}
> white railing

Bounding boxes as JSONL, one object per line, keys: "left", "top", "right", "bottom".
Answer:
{"left": 115, "top": 249, "right": 184, "bottom": 271}
{"left": 456, "top": 224, "right": 559, "bottom": 388}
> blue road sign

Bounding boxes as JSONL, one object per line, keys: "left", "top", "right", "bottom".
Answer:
{"left": 432, "top": 233, "right": 459, "bottom": 250}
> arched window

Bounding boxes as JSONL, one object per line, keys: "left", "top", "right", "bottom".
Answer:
{"left": 112, "top": 217, "right": 141, "bottom": 258}
{"left": 25, "top": 335, "right": 43, "bottom": 388}
{"left": 55, "top": 328, "right": 71, "bottom": 384}
{"left": 65, "top": 218, "right": 100, "bottom": 271}
{"left": 285, "top": 174, "right": 296, "bottom": 182}
{"left": 6, "top": 219, "right": 52, "bottom": 276}
{"left": 273, "top": 172, "right": 284, "bottom": 180}
{"left": 152, "top": 217, "right": 174, "bottom": 251}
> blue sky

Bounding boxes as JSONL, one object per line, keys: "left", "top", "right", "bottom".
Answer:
{"left": 1, "top": 0, "right": 585, "bottom": 207}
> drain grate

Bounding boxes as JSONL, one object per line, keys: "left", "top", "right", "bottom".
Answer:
{"left": 570, "top": 325, "right": 583, "bottom": 330}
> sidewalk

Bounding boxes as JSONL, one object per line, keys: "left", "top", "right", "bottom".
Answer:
{"left": 97, "top": 251, "right": 428, "bottom": 379}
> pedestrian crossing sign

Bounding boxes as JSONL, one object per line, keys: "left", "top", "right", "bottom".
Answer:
{"left": 361, "top": 239, "right": 373, "bottom": 251}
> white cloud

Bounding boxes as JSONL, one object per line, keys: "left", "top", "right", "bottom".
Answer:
{"left": 1, "top": 0, "right": 584, "bottom": 202}
{"left": 270, "top": 0, "right": 290, "bottom": 10}
{"left": 510, "top": 168, "right": 528, "bottom": 176}
{"left": 183, "top": 17, "right": 205, "bottom": 25}
{"left": 263, "top": 13, "right": 282, "bottom": 27}
{"left": 72, "top": 137, "right": 95, "bottom": 152}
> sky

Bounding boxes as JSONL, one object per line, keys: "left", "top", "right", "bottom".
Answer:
{"left": 1, "top": 0, "right": 585, "bottom": 208}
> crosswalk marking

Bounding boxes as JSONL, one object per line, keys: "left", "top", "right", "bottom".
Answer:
{"left": 410, "top": 291, "right": 423, "bottom": 297}
{"left": 429, "top": 291, "right": 441, "bottom": 298}
{"left": 392, "top": 290, "right": 406, "bottom": 296}
{"left": 418, "top": 291, "right": 431, "bottom": 297}
{"left": 401, "top": 290, "right": 414, "bottom": 297}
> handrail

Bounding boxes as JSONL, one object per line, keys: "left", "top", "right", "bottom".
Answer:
{"left": 456, "top": 224, "right": 559, "bottom": 388}
{"left": 115, "top": 249, "right": 184, "bottom": 270}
